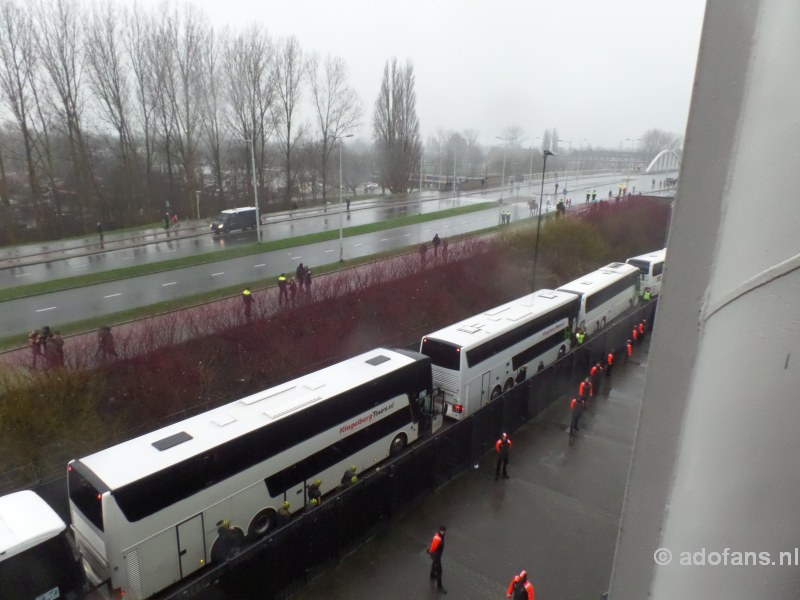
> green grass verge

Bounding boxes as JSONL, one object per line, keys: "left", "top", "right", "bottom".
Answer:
{"left": 1, "top": 202, "right": 496, "bottom": 302}
{"left": 0, "top": 225, "right": 500, "bottom": 351}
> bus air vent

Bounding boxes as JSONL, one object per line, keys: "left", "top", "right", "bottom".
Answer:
{"left": 366, "top": 355, "right": 390, "bottom": 366}
{"left": 240, "top": 382, "right": 296, "bottom": 405}
{"left": 212, "top": 414, "right": 237, "bottom": 427}
{"left": 264, "top": 395, "right": 321, "bottom": 419}
{"left": 152, "top": 431, "right": 193, "bottom": 451}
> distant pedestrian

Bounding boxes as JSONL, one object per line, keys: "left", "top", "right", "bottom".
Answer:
{"left": 515, "top": 570, "right": 534, "bottom": 600}
{"left": 427, "top": 526, "right": 447, "bottom": 594}
{"left": 579, "top": 376, "right": 593, "bottom": 408}
{"left": 171, "top": 213, "right": 179, "bottom": 232}
{"left": 163, "top": 212, "right": 170, "bottom": 230}
{"left": 28, "top": 330, "right": 42, "bottom": 369}
{"left": 50, "top": 330, "right": 65, "bottom": 367}
{"left": 606, "top": 350, "right": 615, "bottom": 377}
{"left": 591, "top": 190, "right": 597, "bottom": 202}
{"left": 625, "top": 339, "right": 633, "bottom": 364}
{"left": 570, "top": 397, "right": 585, "bottom": 434}
{"left": 96, "top": 221, "right": 104, "bottom": 244}
{"left": 242, "top": 288, "right": 254, "bottom": 319}
{"left": 96, "top": 325, "right": 117, "bottom": 359}
{"left": 590, "top": 361, "right": 604, "bottom": 396}
{"left": 419, "top": 243, "right": 428, "bottom": 267}
{"left": 277, "top": 273, "right": 288, "bottom": 305}
{"left": 296, "top": 263, "right": 305, "bottom": 284}
{"left": 631, "top": 325, "right": 639, "bottom": 345}
{"left": 442, "top": 238, "right": 449, "bottom": 261}
{"left": 638, "top": 319, "right": 647, "bottom": 341}
{"left": 586, "top": 191, "right": 590, "bottom": 202}
{"left": 289, "top": 277, "right": 297, "bottom": 306}
{"left": 432, "top": 233, "right": 441, "bottom": 256}
{"left": 304, "top": 268, "right": 312, "bottom": 293}
{"left": 495, "top": 432, "right": 512, "bottom": 480}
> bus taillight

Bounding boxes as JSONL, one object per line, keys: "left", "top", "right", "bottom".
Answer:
{"left": 452, "top": 404, "right": 464, "bottom": 413}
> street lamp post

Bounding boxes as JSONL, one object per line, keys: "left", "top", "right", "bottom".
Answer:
{"left": 195, "top": 190, "right": 200, "bottom": 220}
{"left": 243, "top": 137, "right": 261, "bottom": 242}
{"left": 561, "top": 140, "right": 572, "bottom": 197}
{"left": 496, "top": 135, "right": 517, "bottom": 201}
{"left": 532, "top": 149, "right": 556, "bottom": 291}
{"left": 337, "top": 133, "right": 354, "bottom": 262}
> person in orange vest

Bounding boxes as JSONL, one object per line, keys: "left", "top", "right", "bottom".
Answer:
{"left": 638, "top": 319, "right": 647, "bottom": 340}
{"left": 625, "top": 339, "right": 633, "bottom": 364}
{"left": 427, "top": 526, "right": 447, "bottom": 593}
{"left": 579, "top": 376, "right": 593, "bottom": 409}
{"left": 606, "top": 349, "right": 615, "bottom": 377}
{"left": 495, "top": 432, "right": 512, "bottom": 480}
{"left": 515, "top": 570, "right": 534, "bottom": 600}
{"left": 506, "top": 573, "right": 521, "bottom": 598}
{"left": 631, "top": 325, "right": 639, "bottom": 344}
{"left": 590, "top": 361, "right": 604, "bottom": 394}
{"left": 569, "top": 397, "right": 585, "bottom": 434}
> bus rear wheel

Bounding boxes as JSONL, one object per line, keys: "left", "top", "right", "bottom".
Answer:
{"left": 247, "top": 508, "right": 277, "bottom": 540}
{"left": 490, "top": 386, "right": 502, "bottom": 400}
{"left": 390, "top": 433, "right": 407, "bottom": 456}
{"left": 503, "top": 379, "right": 514, "bottom": 393}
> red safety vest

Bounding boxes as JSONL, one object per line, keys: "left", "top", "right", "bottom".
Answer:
{"left": 521, "top": 580, "right": 534, "bottom": 600}
{"left": 496, "top": 437, "right": 512, "bottom": 453}
{"left": 429, "top": 532, "right": 443, "bottom": 555}
{"left": 579, "top": 381, "right": 593, "bottom": 397}
{"left": 506, "top": 575, "right": 520, "bottom": 598}
{"left": 607, "top": 352, "right": 614, "bottom": 366}
{"left": 638, "top": 322, "right": 645, "bottom": 335}
{"left": 632, "top": 328, "right": 638, "bottom": 342}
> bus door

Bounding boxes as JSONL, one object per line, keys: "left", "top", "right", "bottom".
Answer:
{"left": 430, "top": 389, "right": 444, "bottom": 433}
{"left": 479, "top": 371, "right": 492, "bottom": 409}
{"left": 177, "top": 514, "right": 205, "bottom": 579}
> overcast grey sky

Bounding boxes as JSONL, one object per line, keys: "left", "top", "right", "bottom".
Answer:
{"left": 153, "top": 0, "right": 706, "bottom": 148}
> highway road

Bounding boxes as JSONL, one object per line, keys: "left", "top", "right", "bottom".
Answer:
{"left": 1, "top": 171, "right": 675, "bottom": 338}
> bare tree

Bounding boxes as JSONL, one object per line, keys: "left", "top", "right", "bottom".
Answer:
{"left": 224, "top": 25, "right": 274, "bottom": 205}
{"left": 272, "top": 35, "right": 305, "bottom": 204}
{"left": 197, "top": 26, "right": 227, "bottom": 209}
{"left": 85, "top": 1, "right": 139, "bottom": 223}
{"left": 0, "top": 0, "right": 45, "bottom": 231}
{"left": 372, "top": 57, "right": 421, "bottom": 194}
{"left": 35, "top": 0, "right": 100, "bottom": 232}
{"left": 640, "top": 128, "right": 683, "bottom": 160}
{"left": 306, "top": 53, "right": 362, "bottom": 204}
{"left": 462, "top": 128, "right": 483, "bottom": 177}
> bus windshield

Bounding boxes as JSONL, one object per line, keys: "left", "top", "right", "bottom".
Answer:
{"left": 421, "top": 338, "right": 461, "bottom": 370}
{"left": 68, "top": 465, "right": 104, "bottom": 532}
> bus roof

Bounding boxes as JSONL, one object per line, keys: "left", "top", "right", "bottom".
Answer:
{"left": 421, "top": 289, "right": 579, "bottom": 349}
{"left": 626, "top": 248, "right": 667, "bottom": 265}
{"left": 557, "top": 262, "right": 640, "bottom": 297}
{"left": 72, "top": 348, "right": 422, "bottom": 491}
{"left": 0, "top": 491, "right": 66, "bottom": 561}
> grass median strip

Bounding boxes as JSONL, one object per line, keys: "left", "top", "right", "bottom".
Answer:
{"left": 0, "top": 202, "right": 496, "bottom": 302}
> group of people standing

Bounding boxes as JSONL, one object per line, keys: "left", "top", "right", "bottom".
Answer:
{"left": 28, "top": 326, "right": 64, "bottom": 369}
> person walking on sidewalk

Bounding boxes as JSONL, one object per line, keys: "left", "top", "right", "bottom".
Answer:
{"left": 96, "top": 326, "right": 118, "bottom": 359}
{"left": 570, "top": 396, "right": 585, "bottom": 434}
{"left": 242, "top": 288, "right": 254, "bottom": 320}
{"left": 427, "top": 526, "right": 447, "bottom": 594}
{"left": 495, "top": 432, "right": 512, "bottom": 480}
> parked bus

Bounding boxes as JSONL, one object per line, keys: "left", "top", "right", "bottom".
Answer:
{"left": 68, "top": 348, "right": 439, "bottom": 599}
{"left": 557, "top": 262, "right": 640, "bottom": 333}
{"left": 626, "top": 248, "right": 667, "bottom": 298}
{"left": 0, "top": 490, "right": 86, "bottom": 600}
{"left": 420, "top": 290, "right": 580, "bottom": 420}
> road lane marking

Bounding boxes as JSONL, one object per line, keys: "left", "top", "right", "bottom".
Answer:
{"left": 354, "top": 243, "right": 364, "bottom": 247}
{"left": 70, "top": 262, "right": 88, "bottom": 268}
{"left": 324, "top": 249, "right": 334, "bottom": 253}
{"left": 161, "top": 282, "right": 177, "bottom": 287}
{"left": 211, "top": 272, "right": 224, "bottom": 277}
{"left": 14, "top": 272, "right": 31, "bottom": 277}
{"left": 36, "top": 307, "right": 57, "bottom": 312}
{"left": 161, "top": 249, "right": 176, "bottom": 253}
{"left": 291, "top": 256, "right": 302, "bottom": 260}
{"left": 104, "top": 293, "right": 121, "bottom": 298}
{"left": 403, "top": 234, "right": 411, "bottom": 237}
{"left": 253, "top": 264, "right": 266, "bottom": 268}
{"left": 380, "top": 238, "right": 389, "bottom": 242}
{"left": 120, "top": 256, "right": 135, "bottom": 260}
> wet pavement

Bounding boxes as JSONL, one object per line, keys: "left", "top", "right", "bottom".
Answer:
{"left": 193, "top": 340, "right": 650, "bottom": 600}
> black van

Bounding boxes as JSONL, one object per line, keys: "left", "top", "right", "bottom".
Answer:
{"left": 210, "top": 207, "right": 258, "bottom": 235}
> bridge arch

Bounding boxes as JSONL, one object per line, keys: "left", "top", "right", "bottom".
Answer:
{"left": 646, "top": 149, "right": 682, "bottom": 172}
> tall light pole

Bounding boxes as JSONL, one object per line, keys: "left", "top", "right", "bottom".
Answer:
{"left": 243, "top": 137, "right": 261, "bottom": 242}
{"left": 561, "top": 140, "right": 572, "bottom": 196}
{"left": 337, "top": 133, "right": 354, "bottom": 262}
{"left": 496, "top": 135, "right": 517, "bottom": 201}
{"left": 532, "top": 149, "right": 556, "bottom": 291}
{"left": 625, "top": 137, "right": 641, "bottom": 170}
{"left": 452, "top": 146, "right": 457, "bottom": 198}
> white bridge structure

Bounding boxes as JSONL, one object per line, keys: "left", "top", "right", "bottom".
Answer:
{"left": 645, "top": 149, "right": 682, "bottom": 173}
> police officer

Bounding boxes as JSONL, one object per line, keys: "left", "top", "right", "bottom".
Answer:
{"left": 277, "top": 273, "right": 288, "bottom": 305}
{"left": 495, "top": 432, "right": 512, "bottom": 480}
{"left": 276, "top": 501, "right": 291, "bottom": 527}
{"left": 643, "top": 286, "right": 652, "bottom": 302}
{"left": 427, "top": 526, "right": 447, "bottom": 594}
{"left": 575, "top": 328, "right": 586, "bottom": 345}
{"left": 307, "top": 479, "right": 322, "bottom": 507}
{"left": 341, "top": 465, "right": 358, "bottom": 488}
{"left": 242, "top": 288, "right": 253, "bottom": 320}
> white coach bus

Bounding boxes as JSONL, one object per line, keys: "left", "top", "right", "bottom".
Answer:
{"left": 626, "top": 248, "right": 667, "bottom": 298}
{"left": 557, "top": 262, "right": 640, "bottom": 333}
{"left": 0, "top": 490, "right": 86, "bottom": 600}
{"left": 68, "top": 348, "right": 437, "bottom": 600}
{"left": 420, "top": 290, "right": 580, "bottom": 419}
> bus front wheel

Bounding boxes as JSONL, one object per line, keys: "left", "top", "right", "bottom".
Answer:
{"left": 210, "top": 528, "right": 245, "bottom": 564}
{"left": 390, "top": 433, "right": 407, "bottom": 456}
{"left": 247, "top": 508, "right": 277, "bottom": 539}
{"left": 490, "top": 386, "right": 502, "bottom": 400}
